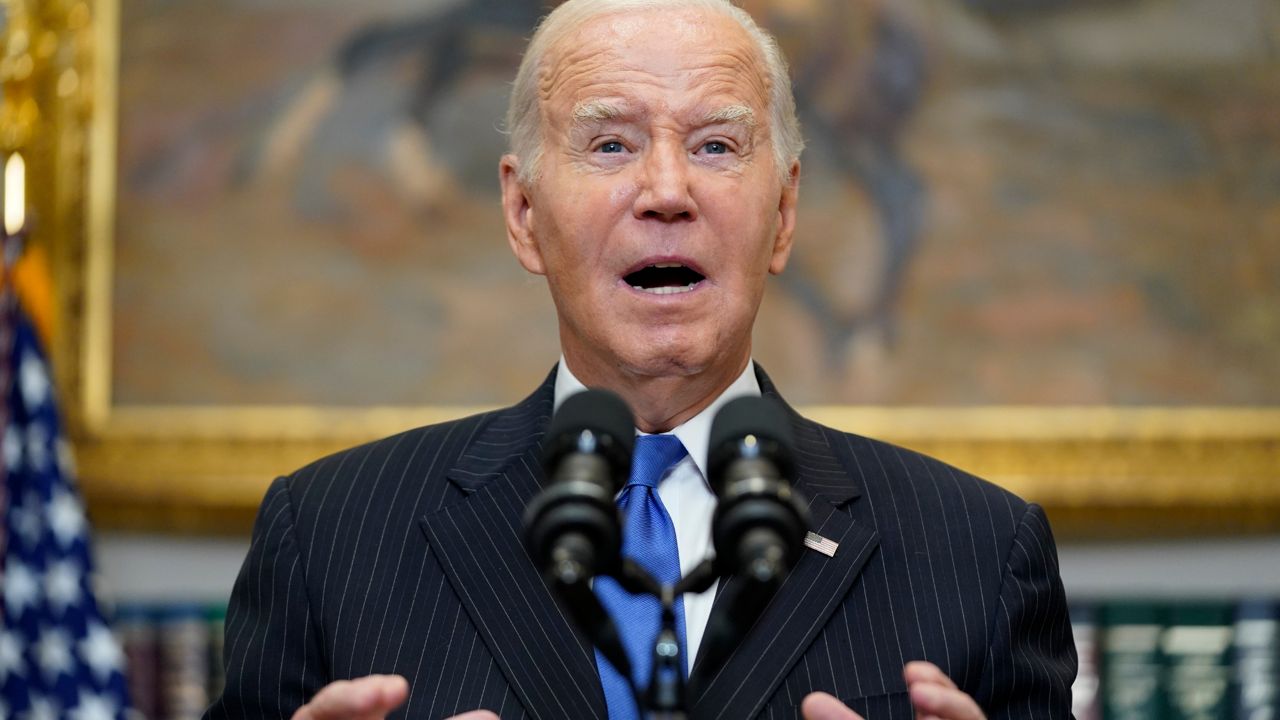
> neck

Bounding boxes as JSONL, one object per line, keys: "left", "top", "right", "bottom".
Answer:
{"left": 562, "top": 351, "right": 751, "bottom": 434}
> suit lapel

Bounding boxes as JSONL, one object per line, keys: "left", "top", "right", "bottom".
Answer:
{"left": 418, "top": 364, "right": 879, "bottom": 719}
{"left": 688, "top": 369, "right": 881, "bottom": 719}
{"left": 419, "top": 369, "right": 607, "bottom": 720}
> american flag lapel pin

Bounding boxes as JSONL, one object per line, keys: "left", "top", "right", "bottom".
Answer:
{"left": 804, "top": 531, "right": 839, "bottom": 557}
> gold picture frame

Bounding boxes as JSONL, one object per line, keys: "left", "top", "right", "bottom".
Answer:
{"left": 18, "top": 0, "right": 1280, "bottom": 537}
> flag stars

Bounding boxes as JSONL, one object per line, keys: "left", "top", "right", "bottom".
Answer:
{"left": 4, "top": 424, "right": 22, "bottom": 472}
{"left": 47, "top": 489, "right": 87, "bottom": 548}
{"left": 35, "top": 627, "right": 73, "bottom": 681}
{"left": 4, "top": 319, "right": 131, "bottom": 720}
{"left": 24, "top": 696, "right": 59, "bottom": 720}
{"left": 10, "top": 493, "right": 45, "bottom": 548}
{"left": 68, "top": 691, "right": 118, "bottom": 720}
{"left": 3, "top": 561, "right": 41, "bottom": 617}
{"left": 79, "top": 622, "right": 124, "bottom": 682}
{"left": 25, "top": 422, "right": 50, "bottom": 473}
{"left": 0, "top": 629, "right": 24, "bottom": 681}
{"left": 19, "top": 348, "right": 51, "bottom": 410}
{"left": 45, "top": 559, "right": 84, "bottom": 615}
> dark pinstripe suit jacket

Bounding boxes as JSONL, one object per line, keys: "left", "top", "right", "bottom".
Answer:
{"left": 205, "top": 366, "right": 1076, "bottom": 719}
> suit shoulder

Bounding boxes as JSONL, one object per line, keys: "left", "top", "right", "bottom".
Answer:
{"left": 275, "top": 408, "right": 504, "bottom": 520}
{"left": 296, "top": 409, "right": 494, "bottom": 476}
{"left": 810, "top": 419, "right": 1033, "bottom": 528}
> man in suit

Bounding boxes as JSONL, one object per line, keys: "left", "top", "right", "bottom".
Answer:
{"left": 206, "top": 1, "right": 1076, "bottom": 718}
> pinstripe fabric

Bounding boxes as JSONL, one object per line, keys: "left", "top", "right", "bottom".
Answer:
{"left": 205, "top": 366, "right": 1075, "bottom": 719}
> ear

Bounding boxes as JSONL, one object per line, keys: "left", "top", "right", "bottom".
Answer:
{"left": 768, "top": 160, "right": 801, "bottom": 275}
{"left": 500, "top": 154, "right": 546, "bottom": 276}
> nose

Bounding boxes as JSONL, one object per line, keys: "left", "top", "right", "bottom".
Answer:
{"left": 633, "top": 142, "right": 698, "bottom": 222}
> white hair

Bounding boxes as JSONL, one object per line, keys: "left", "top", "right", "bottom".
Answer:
{"left": 506, "top": 0, "right": 804, "bottom": 185}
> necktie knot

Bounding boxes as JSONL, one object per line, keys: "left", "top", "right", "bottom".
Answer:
{"left": 628, "top": 434, "right": 688, "bottom": 490}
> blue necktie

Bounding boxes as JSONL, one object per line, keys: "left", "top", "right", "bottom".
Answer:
{"left": 594, "top": 434, "right": 689, "bottom": 720}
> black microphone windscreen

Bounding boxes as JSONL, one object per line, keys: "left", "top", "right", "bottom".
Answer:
{"left": 543, "top": 388, "right": 635, "bottom": 476}
{"left": 707, "top": 396, "right": 795, "bottom": 483}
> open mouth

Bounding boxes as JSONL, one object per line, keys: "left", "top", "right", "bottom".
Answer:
{"left": 624, "top": 263, "right": 706, "bottom": 295}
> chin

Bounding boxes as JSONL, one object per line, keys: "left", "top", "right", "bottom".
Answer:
{"left": 619, "top": 356, "right": 705, "bottom": 380}
{"left": 615, "top": 343, "right": 708, "bottom": 380}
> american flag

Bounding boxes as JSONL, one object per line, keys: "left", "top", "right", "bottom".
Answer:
{"left": 0, "top": 295, "right": 131, "bottom": 718}
{"left": 803, "top": 531, "right": 840, "bottom": 558}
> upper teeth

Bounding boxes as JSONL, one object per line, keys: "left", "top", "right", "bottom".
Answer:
{"left": 653, "top": 263, "right": 683, "bottom": 268}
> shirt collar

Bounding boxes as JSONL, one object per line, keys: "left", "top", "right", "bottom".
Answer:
{"left": 552, "top": 357, "right": 761, "bottom": 484}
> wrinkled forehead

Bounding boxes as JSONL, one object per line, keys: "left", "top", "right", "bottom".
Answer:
{"left": 537, "top": 8, "right": 772, "bottom": 125}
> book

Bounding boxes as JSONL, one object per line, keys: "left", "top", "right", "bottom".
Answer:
{"left": 1234, "top": 599, "right": 1279, "bottom": 720}
{"left": 1161, "top": 602, "right": 1234, "bottom": 720}
{"left": 207, "top": 604, "right": 227, "bottom": 704}
{"left": 117, "top": 604, "right": 161, "bottom": 720}
{"left": 159, "top": 604, "right": 211, "bottom": 720}
{"left": 1101, "top": 601, "right": 1166, "bottom": 720}
{"left": 109, "top": 596, "right": 1280, "bottom": 719}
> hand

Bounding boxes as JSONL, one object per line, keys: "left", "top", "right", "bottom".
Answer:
{"left": 288, "top": 673, "right": 499, "bottom": 720}
{"left": 904, "top": 660, "right": 985, "bottom": 720}
{"left": 801, "top": 661, "right": 986, "bottom": 720}
{"left": 291, "top": 675, "right": 409, "bottom": 720}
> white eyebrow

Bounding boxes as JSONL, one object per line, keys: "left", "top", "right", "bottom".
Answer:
{"left": 700, "top": 104, "right": 756, "bottom": 128}
{"left": 571, "top": 100, "right": 628, "bottom": 124}
{"left": 569, "top": 102, "right": 755, "bottom": 129}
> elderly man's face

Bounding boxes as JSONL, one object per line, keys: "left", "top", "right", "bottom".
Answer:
{"left": 502, "top": 7, "right": 799, "bottom": 383}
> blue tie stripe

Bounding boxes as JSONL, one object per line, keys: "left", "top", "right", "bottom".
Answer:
{"left": 594, "top": 434, "right": 689, "bottom": 720}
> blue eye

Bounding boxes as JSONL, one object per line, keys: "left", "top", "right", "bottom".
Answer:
{"left": 598, "top": 141, "right": 625, "bottom": 154}
{"left": 703, "top": 141, "right": 729, "bottom": 155}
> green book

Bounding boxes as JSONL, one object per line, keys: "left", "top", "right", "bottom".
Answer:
{"left": 1234, "top": 599, "right": 1279, "bottom": 720}
{"left": 207, "top": 604, "right": 228, "bottom": 705}
{"left": 1162, "top": 603, "right": 1234, "bottom": 720}
{"left": 1101, "top": 601, "right": 1166, "bottom": 720}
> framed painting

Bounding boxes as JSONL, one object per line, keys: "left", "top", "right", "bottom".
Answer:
{"left": 19, "top": 0, "right": 1280, "bottom": 535}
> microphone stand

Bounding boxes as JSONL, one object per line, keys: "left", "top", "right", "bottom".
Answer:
{"left": 543, "top": 519, "right": 799, "bottom": 715}
{"left": 644, "top": 593, "right": 684, "bottom": 718}
{"left": 548, "top": 555, "right": 732, "bottom": 719}
{"left": 640, "top": 552, "right": 785, "bottom": 715}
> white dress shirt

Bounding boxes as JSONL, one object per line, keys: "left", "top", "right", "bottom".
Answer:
{"left": 553, "top": 358, "right": 761, "bottom": 667}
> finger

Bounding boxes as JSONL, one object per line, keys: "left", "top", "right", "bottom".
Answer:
{"left": 908, "top": 682, "right": 985, "bottom": 720}
{"left": 294, "top": 678, "right": 398, "bottom": 720}
{"left": 903, "top": 661, "right": 958, "bottom": 690}
{"left": 290, "top": 682, "right": 359, "bottom": 720}
{"left": 445, "top": 711, "right": 501, "bottom": 720}
{"left": 800, "top": 691, "right": 866, "bottom": 720}
{"left": 294, "top": 675, "right": 410, "bottom": 720}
